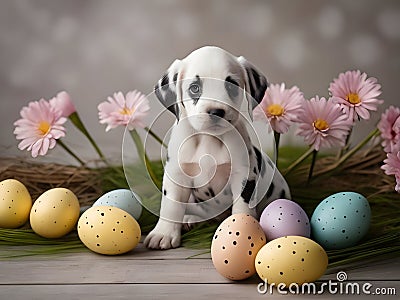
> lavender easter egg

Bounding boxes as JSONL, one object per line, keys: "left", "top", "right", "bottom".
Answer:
{"left": 259, "top": 199, "right": 311, "bottom": 241}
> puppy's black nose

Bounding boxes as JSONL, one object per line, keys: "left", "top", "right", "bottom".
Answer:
{"left": 207, "top": 108, "right": 225, "bottom": 119}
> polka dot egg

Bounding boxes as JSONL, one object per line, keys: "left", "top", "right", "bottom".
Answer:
{"left": 211, "top": 213, "right": 266, "bottom": 280}
{"left": 93, "top": 189, "right": 142, "bottom": 220}
{"left": 30, "top": 188, "right": 80, "bottom": 238}
{"left": 0, "top": 179, "right": 32, "bottom": 228}
{"left": 78, "top": 206, "right": 141, "bottom": 255}
{"left": 259, "top": 199, "right": 310, "bottom": 241}
{"left": 255, "top": 236, "right": 328, "bottom": 286}
{"left": 311, "top": 192, "right": 371, "bottom": 250}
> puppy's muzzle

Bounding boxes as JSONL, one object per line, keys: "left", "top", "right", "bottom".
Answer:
{"left": 207, "top": 108, "right": 226, "bottom": 121}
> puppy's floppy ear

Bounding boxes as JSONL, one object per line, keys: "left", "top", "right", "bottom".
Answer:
{"left": 237, "top": 56, "right": 269, "bottom": 111}
{"left": 154, "top": 59, "right": 183, "bottom": 120}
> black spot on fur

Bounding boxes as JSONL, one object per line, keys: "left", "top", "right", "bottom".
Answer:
{"left": 266, "top": 182, "right": 275, "bottom": 198}
{"left": 225, "top": 76, "right": 239, "bottom": 98}
{"left": 246, "top": 68, "right": 256, "bottom": 103}
{"left": 163, "top": 189, "right": 167, "bottom": 196}
{"left": 154, "top": 83, "right": 163, "bottom": 98}
{"left": 208, "top": 188, "right": 215, "bottom": 198}
{"left": 161, "top": 73, "right": 169, "bottom": 90}
{"left": 242, "top": 180, "right": 255, "bottom": 203}
{"left": 251, "top": 68, "right": 260, "bottom": 89}
{"left": 170, "top": 102, "right": 180, "bottom": 119}
{"left": 154, "top": 84, "right": 179, "bottom": 120}
{"left": 194, "top": 195, "right": 206, "bottom": 203}
{"left": 253, "top": 146, "right": 262, "bottom": 173}
{"left": 245, "top": 67, "right": 268, "bottom": 107}
{"left": 173, "top": 73, "right": 178, "bottom": 84}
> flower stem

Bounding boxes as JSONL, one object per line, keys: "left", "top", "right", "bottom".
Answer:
{"left": 145, "top": 126, "right": 167, "bottom": 148}
{"left": 307, "top": 150, "right": 318, "bottom": 183}
{"left": 130, "top": 129, "right": 161, "bottom": 189}
{"left": 283, "top": 146, "right": 315, "bottom": 176}
{"left": 315, "top": 128, "right": 380, "bottom": 176}
{"left": 69, "top": 112, "right": 107, "bottom": 164}
{"left": 337, "top": 125, "right": 354, "bottom": 158}
{"left": 57, "top": 140, "right": 85, "bottom": 166}
{"left": 274, "top": 131, "right": 280, "bottom": 165}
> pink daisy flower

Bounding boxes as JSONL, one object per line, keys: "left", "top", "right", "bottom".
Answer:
{"left": 98, "top": 90, "right": 150, "bottom": 132}
{"left": 378, "top": 106, "right": 400, "bottom": 153}
{"left": 329, "top": 70, "right": 383, "bottom": 121}
{"left": 49, "top": 91, "right": 76, "bottom": 118}
{"left": 14, "top": 99, "right": 67, "bottom": 157}
{"left": 295, "top": 96, "right": 352, "bottom": 151}
{"left": 381, "top": 146, "right": 400, "bottom": 193}
{"left": 253, "top": 83, "right": 304, "bottom": 133}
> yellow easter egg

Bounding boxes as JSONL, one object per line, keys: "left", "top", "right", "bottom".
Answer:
{"left": 255, "top": 236, "right": 328, "bottom": 286}
{"left": 77, "top": 206, "right": 141, "bottom": 255}
{"left": 0, "top": 179, "right": 32, "bottom": 228}
{"left": 30, "top": 188, "right": 80, "bottom": 238}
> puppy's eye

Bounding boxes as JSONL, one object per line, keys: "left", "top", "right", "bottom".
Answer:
{"left": 189, "top": 83, "right": 201, "bottom": 95}
{"left": 188, "top": 76, "right": 202, "bottom": 104}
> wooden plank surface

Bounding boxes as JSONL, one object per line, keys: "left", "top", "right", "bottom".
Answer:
{"left": 1, "top": 282, "right": 399, "bottom": 300}
{"left": 1, "top": 253, "right": 399, "bottom": 284}
{"left": 0, "top": 242, "right": 399, "bottom": 299}
{"left": 0, "top": 277, "right": 398, "bottom": 299}
{"left": 0, "top": 259, "right": 225, "bottom": 284}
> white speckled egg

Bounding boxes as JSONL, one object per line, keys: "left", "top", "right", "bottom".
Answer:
{"left": 78, "top": 206, "right": 141, "bottom": 255}
{"left": 211, "top": 213, "right": 266, "bottom": 280}
{"left": 311, "top": 192, "right": 371, "bottom": 250}
{"left": 93, "top": 189, "right": 142, "bottom": 220}
{"left": 259, "top": 199, "right": 310, "bottom": 241}
{"left": 255, "top": 236, "right": 328, "bottom": 286}
{"left": 0, "top": 179, "right": 32, "bottom": 228}
{"left": 30, "top": 188, "right": 80, "bottom": 238}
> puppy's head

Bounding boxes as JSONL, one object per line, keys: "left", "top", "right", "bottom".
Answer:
{"left": 155, "top": 46, "right": 268, "bottom": 135}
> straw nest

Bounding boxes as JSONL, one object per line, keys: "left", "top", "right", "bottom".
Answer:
{"left": 286, "top": 145, "right": 395, "bottom": 200}
{"left": 0, "top": 158, "right": 103, "bottom": 207}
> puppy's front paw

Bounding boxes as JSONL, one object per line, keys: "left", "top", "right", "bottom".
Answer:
{"left": 144, "top": 221, "right": 181, "bottom": 250}
{"left": 182, "top": 214, "right": 204, "bottom": 231}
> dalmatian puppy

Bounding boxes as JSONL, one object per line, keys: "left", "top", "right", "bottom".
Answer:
{"left": 144, "top": 46, "right": 290, "bottom": 249}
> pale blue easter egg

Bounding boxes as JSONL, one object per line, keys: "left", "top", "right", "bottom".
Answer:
{"left": 93, "top": 189, "right": 142, "bottom": 220}
{"left": 311, "top": 192, "right": 371, "bottom": 250}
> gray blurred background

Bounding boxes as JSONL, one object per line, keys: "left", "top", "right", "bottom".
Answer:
{"left": 1, "top": 0, "right": 399, "bottom": 165}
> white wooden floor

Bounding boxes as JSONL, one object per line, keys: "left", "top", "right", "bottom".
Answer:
{"left": 1, "top": 241, "right": 399, "bottom": 300}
